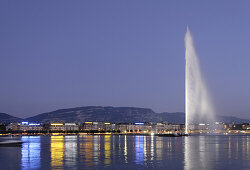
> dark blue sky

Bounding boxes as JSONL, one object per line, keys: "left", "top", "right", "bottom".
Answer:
{"left": 1, "top": 1, "right": 250, "bottom": 119}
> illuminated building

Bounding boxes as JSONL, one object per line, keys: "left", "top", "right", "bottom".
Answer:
{"left": 65, "top": 123, "right": 79, "bottom": 131}
{"left": 82, "top": 122, "right": 93, "bottom": 130}
{"left": 49, "top": 123, "right": 79, "bottom": 131}
{"left": 50, "top": 123, "right": 65, "bottom": 131}
{"left": 81, "top": 122, "right": 116, "bottom": 131}
{"left": 116, "top": 123, "right": 152, "bottom": 133}
{"left": 6, "top": 123, "right": 20, "bottom": 131}
{"left": 20, "top": 122, "right": 43, "bottom": 131}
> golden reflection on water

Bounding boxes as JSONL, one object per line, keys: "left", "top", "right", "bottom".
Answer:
{"left": 83, "top": 135, "right": 93, "bottom": 167}
{"left": 14, "top": 135, "right": 250, "bottom": 169}
{"left": 104, "top": 135, "right": 111, "bottom": 166}
{"left": 51, "top": 136, "right": 64, "bottom": 169}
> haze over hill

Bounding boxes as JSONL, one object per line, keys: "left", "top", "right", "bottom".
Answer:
{"left": 1, "top": 106, "right": 249, "bottom": 124}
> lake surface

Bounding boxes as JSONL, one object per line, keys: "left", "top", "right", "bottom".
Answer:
{"left": 0, "top": 135, "right": 249, "bottom": 170}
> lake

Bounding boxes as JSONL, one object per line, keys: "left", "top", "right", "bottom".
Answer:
{"left": 0, "top": 135, "right": 249, "bottom": 169}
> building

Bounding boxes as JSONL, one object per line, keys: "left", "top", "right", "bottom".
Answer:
{"left": 116, "top": 123, "right": 152, "bottom": 133}
{"left": 65, "top": 123, "right": 79, "bottom": 131}
{"left": 50, "top": 123, "right": 65, "bottom": 131}
{"left": 0, "top": 124, "right": 6, "bottom": 132}
{"left": 6, "top": 123, "right": 20, "bottom": 131}
{"left": 20, "top": 122, "right": 43, "bottom": 131}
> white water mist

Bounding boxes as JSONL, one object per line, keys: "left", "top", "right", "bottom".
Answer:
{"left": 185, "top": 27, "right": 215, "bottom": 134}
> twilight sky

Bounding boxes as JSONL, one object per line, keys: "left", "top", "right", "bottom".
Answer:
{"left": 1, "top": 1, "right": 250, "bottom": 119}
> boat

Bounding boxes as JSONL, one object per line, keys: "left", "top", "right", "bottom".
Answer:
{"left": 0, "top": 139, "right": 23, "bottom": 147}
{"left": 155, "top": 133, "right": 180, "bottom": 137}
{"left": 155, "top": 133, "right": 189, "bottom": 137}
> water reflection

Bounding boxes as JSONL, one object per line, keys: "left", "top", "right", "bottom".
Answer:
{"left": 104, "top": 135, "right": 111, "bottom": 166}
{"left": 4, "top": 135, "right": 249, "bottom": 169}
{"left": 241, "top": 136, "right": 250, "bottom": 162}
{"left": 124, "top": 135, "right": 128, "bottom": 163}
{"left": 144, "top": 136, "right": 147, "bottom": 161}
{"left": 185, "top": 136, "right": 215, "bottom": 170}
{"left": 51, "top": 136, "right": 64, "bottom": 169}
{"left": 228, "top": 136, "right": 231, "bottom": 159}
{"left": 21, "top": 136, "right": 41, "bottom": 170}
{"left": 93, "top": 135, "right": 100, "bottom": 165}
{"left": 65, "top": 136, "right": 77, "bottom": 169}
{"left": 135, "top": 136, "right": 145, "bottom": 165}
{"left": 183, "top": 136, "right": 250, "bottom": 170}
{"left": 156, "top": 137, "right": 163, "bottom": 160}
{"left": 247, "top": 137, "right": 250, "bottom": 160}
{"left": 80, "top": 135, "right": 93, "bottom": 167}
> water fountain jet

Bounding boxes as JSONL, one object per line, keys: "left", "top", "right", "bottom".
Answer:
{"left": 185, "top": 27, "right": 215, "bottom": 134}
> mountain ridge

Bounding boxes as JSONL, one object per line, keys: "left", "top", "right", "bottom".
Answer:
{"left": 0, "top": 106, "right": 249, "bottom": 124}
{"left": 0, "top": 113, "right": 21, "bottom": 123}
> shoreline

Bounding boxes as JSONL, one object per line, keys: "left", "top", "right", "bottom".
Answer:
{"left": 1, "top": 132, "right": 250, "bottom": 137}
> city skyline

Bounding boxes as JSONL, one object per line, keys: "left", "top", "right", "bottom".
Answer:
{"left": 1, "top": 1, "right": 250, "bottom": 119}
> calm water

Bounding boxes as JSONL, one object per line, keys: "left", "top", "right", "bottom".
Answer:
{"left": 0, "top": 135, "right": 249, "bottom": 170}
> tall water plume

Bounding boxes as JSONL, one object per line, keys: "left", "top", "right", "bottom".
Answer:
{"left": 185, "top": 28, "right": 215, "bottom": 134}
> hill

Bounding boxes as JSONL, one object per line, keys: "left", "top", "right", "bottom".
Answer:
{"left": 26, "top": 106, "right": 250, "bottom": 124}
{"left": 0, "top": 106, "right": 249, "bottom": 124}
{"left": 0, "top": 113, "right": 21, "bottom": 123}
{"left": 26, "top": 106, "right": 159, "bottom": 123}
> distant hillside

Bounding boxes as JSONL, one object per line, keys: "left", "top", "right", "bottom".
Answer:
{"left": 216, "top": 116, "right": 250, "bottom": 123}
{"left": 0, "top": 113, "right": 21, "bottom": 123}
{"left": 1, "top": 106, "right": 249, "bottom": 124}
{"left": 158, "top": 112, "right": 185, "bottom": 124}
{"left": 25, "top": 106, "right": 250, "bottom": 124}
{"left": 26, "top": 106, "right": 159, "bottom": 123}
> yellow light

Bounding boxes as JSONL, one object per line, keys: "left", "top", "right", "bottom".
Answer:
{"left": 104, "top": 135, "right": 111, "bottom": 165}
{"left": 51, "top": 136, "right": 64, "bottom": 168}
{"left": 85, "top": 122, "right": 93, "bottom": 124}
{"left": 51, "top": 123, "right": 63, "bottom": 126}
{"left": 104, "top": 123, "right": 110, "bottom": 125}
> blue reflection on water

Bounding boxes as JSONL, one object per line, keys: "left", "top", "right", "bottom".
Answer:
{"left": 135, "top": 136, "right": 145, "bottom": 165}
{"left": 21, "top": 136, "right": 41, "bottom": 170}
{"left": 3, "top": 135, "right": 248, "bottom": 170}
